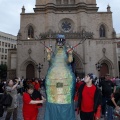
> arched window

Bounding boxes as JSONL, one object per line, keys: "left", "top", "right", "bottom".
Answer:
{"left": 64, "top": 0, "right": 68, "bottom": 4}
{"left": 99, "top": 25, "right": 106, "bottom": 37}
{"left": 56, "top": 0, "right": 61, "bottom": 5}
{"left": 70, "top": 0, "right": 75, "bottom": 4}
{"left": 28, "top": 26, "right": 34, "bottom": 39}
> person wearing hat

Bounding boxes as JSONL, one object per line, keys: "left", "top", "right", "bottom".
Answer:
{"left": 77, "top": 73, "right": 102, "bottom": 120}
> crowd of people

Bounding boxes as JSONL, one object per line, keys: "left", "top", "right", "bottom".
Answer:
{"left": 0, "top": 77, "right": 46, "bottom": 120}
{"left": 0, "top": 74, "right": 120, "bottom": 120}
{"left": 75, "top": 74, "right": 120, "bottom": 120}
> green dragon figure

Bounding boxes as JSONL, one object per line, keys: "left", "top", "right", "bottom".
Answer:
{"left": 44, "top": 34, "right": 76, "bottom": 120}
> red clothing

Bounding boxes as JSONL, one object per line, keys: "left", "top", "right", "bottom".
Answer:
{"left": 76, "top": 81, "right": 83, "bottom": 91}
{"left": 32, "top": 82, "right": 35, "bottom": 86}
{"left": 23, "top": 92, "right": 38, "bottom": 120}
{"left": 34, "top": 83, "right": 40, "bottom": 91}
{"left": 74, "top": 81, "right": 83, "bottom": 101}
{"left": 81, "top": 85, "right": 96, "bottom": 112}
{"left": 94, "top": 105, "right": 101, "bottom": 119}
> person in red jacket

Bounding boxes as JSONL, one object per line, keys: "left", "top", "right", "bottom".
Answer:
{"left": 76, "top": 76, "right": 83, "bottom": 91}
{"left": 34, "top": 79, "right": 40, "bottom": 91}
{"left": 74, "top": 76, "right": 84, "bottom": 110}
{"left": 23, "top": 84, "right": 45, "bottom": 120}
{"left": 77, "top": 73, "right": 102, "bottom": 120}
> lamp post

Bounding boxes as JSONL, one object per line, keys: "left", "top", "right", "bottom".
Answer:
{"left": 0, "top": 69, "right": 1, "bottom": 79}
{"left": 36, "top": 63, "right": 43, "bottom": 79}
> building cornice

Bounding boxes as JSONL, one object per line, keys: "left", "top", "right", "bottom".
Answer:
{"left": 34, "top": 3, "right": 98, "bottom": 13}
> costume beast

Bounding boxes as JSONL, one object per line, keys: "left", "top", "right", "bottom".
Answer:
{"left": 44, "top": 35, "right": 76, "bottom": 120}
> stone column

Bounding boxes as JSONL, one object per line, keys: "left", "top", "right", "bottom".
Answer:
{"left": 68, "top": 0, "right": 70, "bottom": 4}
{"left": 61, "top": 0, "right": 64, "bottom": 4}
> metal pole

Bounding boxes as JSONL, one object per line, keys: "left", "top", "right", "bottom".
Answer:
{"left": 39, "top": 71, "right": 40, "bottom": 79}
{"left": 36, "top": 63, "right": 43, "bottom": 79}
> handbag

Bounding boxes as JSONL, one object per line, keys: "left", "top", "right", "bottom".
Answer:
{"left": 1, "top": 93, "right": 13, "bottom": 107}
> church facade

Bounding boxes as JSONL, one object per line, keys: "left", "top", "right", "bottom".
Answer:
{"left": 8, "top": 0, "right": 118, "bottom": 79}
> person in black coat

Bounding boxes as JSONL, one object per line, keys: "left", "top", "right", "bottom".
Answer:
{"left": 99, "top": 74, "right": 116, "bottom": 116}
{"left": 0, "top": 93, "right": 4, "bottom": 117}
{"left": 0, "top": 82, "right": 4, "bottom": 93}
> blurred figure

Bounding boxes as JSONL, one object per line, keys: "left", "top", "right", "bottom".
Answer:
{"left": 76, "top": 76, "right": 83, "bottom": 91}
{"left": 0, "top": 80, "right": 5, "bottom": 117}
{"left": 74, "top": 76, "right": 83, "bottom": 110}
{"left": 0, "top": 81, "right": 4, "bottom": 93}
{"left": 23, "top": 79, "right": 27, "bottom": 92}
{"left": 115, "top": 76, "right": 120, "bottom": 87}
{"left": 5, "top": 79, "right": 19, "bottom": 120}
{"left": 34, "top": 79, "right": 40, "bottom": 91}
{"left": 23, "top": 84, "right": 45, "bottom": 120}
{"left": 111, "top": 77, "right": 116, "bottom": 84}
{"left": 99, "top": 74, "right": 116, "bottom": 118}
{"left": 20, "top": 76, "right": 24, "bottom": 95}
{"left": 105, "top": 88, "right": 120, "bottom": 120}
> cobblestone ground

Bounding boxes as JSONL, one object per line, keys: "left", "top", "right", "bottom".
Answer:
{"left": 1, "top": 88, "right": 104, "bottom": 120}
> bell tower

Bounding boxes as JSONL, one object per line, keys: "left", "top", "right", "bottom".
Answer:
{"left": 76, "top": 0, "right": 96, "bottom": 6}
{"left": 36, "top": 0, "right": 56, "bottom": 6}
{"left": 87, "top": 0, "right": 96, "bottom": 4}
{"left": 36, "top": 0, "right": 96, "bottom": 5}
{"left": 34, "top": 0, "right": 98, "bottom": 12}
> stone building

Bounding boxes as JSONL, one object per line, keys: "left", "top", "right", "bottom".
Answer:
{"left": 8, "top": 0, "right": 118, "bottom": 79}
{"left": 0, "top": 31, "right": 17, "bottom": 65}
{"left": 116, "top": 34, "right": 120, "bottom": 76}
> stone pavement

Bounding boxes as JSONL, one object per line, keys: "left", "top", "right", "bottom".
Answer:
{"left": 1, "top": 88, "right": 104, "bottom": 120}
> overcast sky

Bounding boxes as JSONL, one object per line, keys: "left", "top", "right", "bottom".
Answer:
{"left": 0, "top": 0, "right": 120, "bottom": 36}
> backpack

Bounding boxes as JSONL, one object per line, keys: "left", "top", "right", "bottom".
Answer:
{"left": 0, "top": 93, "right": 13, "bottom": 107}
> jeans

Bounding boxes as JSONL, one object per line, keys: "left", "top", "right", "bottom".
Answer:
{"left": 105, "top": 105, "right": 114, "bottom": 120}
{"left": 102, "top": 96, "right": 110, "bottom": 115}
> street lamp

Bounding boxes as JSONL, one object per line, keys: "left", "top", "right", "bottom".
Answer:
{"left": 95, "top": 62, "right": 102, "bottom": 71}
{"left": 0, "top": 69, "right": 1, "bottom": 79}
{"left": 36, "top": 63, "right": 43, "bottom": 79}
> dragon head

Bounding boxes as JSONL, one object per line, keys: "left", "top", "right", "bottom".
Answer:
{"left": 56, "top": 34, "right": 66, "bottom": 49}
